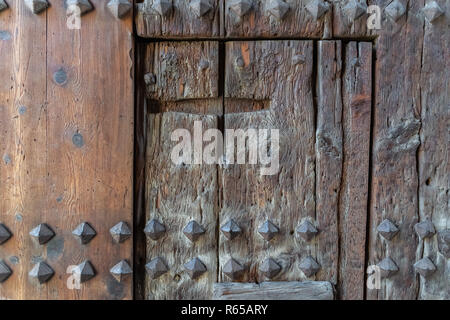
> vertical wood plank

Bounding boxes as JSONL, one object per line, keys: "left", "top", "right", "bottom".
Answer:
{"left": 44, "top": 0, "right": 133, "bottom": 299}
{"left": 339, "top": 41, "right": 372, "bottom": 299}
{"left": 0, "top": 0, "right": 48, "bottom": 300}
{"left": 417, "top": 0, "right": 449, "bottom": 300}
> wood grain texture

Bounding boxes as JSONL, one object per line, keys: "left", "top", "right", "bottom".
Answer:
{"left": 144, "top": 41, "right": 219, "bottom": 101}
{"left": 145, "top": 112, "right": 218, "bottom": 299}
{"left": 213, "top": 281, "right": 334, "bottom": 300}
{"left": 338, "top": 41, "right": 372, "bottom": 299}
{"left": 367, "top": 0, "right": 425, "bottom": 300}
{"left": 1, "top": 0, "right": 134, "bottom": 299}
{"left": 0, "top": 0, "right": 48, "bottom": 300}
{"left": 416, "top": 0, "right": 449, "bottom": 300}
{"left": 136, "top": 0, "right": 223, "bottom": 38}
{"left": 220, "top": 41, "right": 317, "bottom": 283}
{"left": 224, "top": 0, "right": 332, "bottom": 38}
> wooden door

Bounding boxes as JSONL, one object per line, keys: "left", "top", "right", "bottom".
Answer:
{"left": 139, "top": 39, "right": 372, "bottom": 300}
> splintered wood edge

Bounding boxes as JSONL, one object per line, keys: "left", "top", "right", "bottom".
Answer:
{"left": 213, "top": 281, "right": 334, "bottom": 300}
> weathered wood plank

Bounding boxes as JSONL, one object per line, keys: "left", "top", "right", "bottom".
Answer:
{"left": 220, "top": 41, "right": 317, "bottom": 283}
{"left": 367, "top": 0, "right": 425, "bottom": 300}
{"left": 338, "top": 41, "right": 372, "bottom": 300}
{"left": 145, "top": 112, "right": 218, "bottom": 299}
{"left": 315, "top": 40, "right": 342, "bottom": 288}
{"left": 44, "top": 0, "right": 134, "bottom": 299}
{"left": 213, "top": 281, "right": 334, "bottom": 300}
{"left": 0, "top": 0, "right": 48, "bottom": 300}
{"left": 144, "top": 41, "right": 219, "bottom": 101}
{"left": 224, "top": 0, "right": 332, "bottom": 38}
{"left": 136, "top": 0, "right": 223, "bottom": 38}
{"left": 417, "top": 0, "right": 449, "bottom": 300}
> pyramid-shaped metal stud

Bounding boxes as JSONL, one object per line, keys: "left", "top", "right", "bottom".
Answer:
{"left": 145, "top": 257, "right": 168, "bottom": 279}
{"left": 377, "top": 257, "right": 399, "bottom": 278}
{"left": 296, "top": 221, "right": 318, "bottom": 241}
{"left": 299, "top": 256, "right": 321, "bottom": 277}
{"left": 258, "top": 220, "right": 279, "bottom": 241}
{"left": 110, "top": 260, "right": 132, "bottom": 282}
{"left": 223, "top": 258, "right": 245, "bottom": 280}
{"left": 259, "top": 257, "right": 281, "bottom": 279}
{"left": 342, "top": 0, "right": 368, "bottom": 21}
{"left": 385, "top": 0, "right": 406, "bottom": 22}
{"left": 266, "top": 0, "right": 290, "bottom": 20}
{"left": 29, "top": 223, "right": 55, "bottom": 245}
{"left": 437, "top": 229, "right": 450, "bottom": 259}
{"left": 152, "top": 0, "right": 172, "bottom": 16}
{"left": 0, "top": 0, "right": 8, "bottom": 12}
{"left": 72, "top": 222, "right": 96, "bottom": 244}
{"left": 189, "top": 0, "right": 213, "bottom": 18}
{"left": 184, "top": 257, "right": 207, "bottom": 279}
{"left": 422, "top": 1, "right": 444, "bottom": 23}
{"left": 74, "top": 260, "right": 96, "bottom": 283}
{"left": 220, "top": 219, "right": 242, "bottom": 240}
{"left": 377, "top": 219, "right": 399, "bottom": 240}
{"left": 0, "top": 260, "right": 12, "bottom": 283}
{"left": 306, "top": 0, "right": 330, "bottom": 20}
{"left": 414, "top": 257, "right": 436, "bottom": 278}
{"left": 110, "top": 221, "right": 132, "bottom": 243}
{"left": 0, "top": 223, "right": 12, "bottom": 245}
{"left": 107, "top": 0, "right": 132, "bottom": 19}
{"left": 414, "top": 220, "right": 436, "bottom": 240}
{"left": 144, "top": 218, "right": 166, "bottom": 240}
{"left": 183, "top": 220, "right": 206, "bottom": 242}
{"left": 25, "top": 0, "right": 49, "bottom": 14}
{"left": 29, "top": 261, "right": 54, "bottom": 284}
{"left": 65, "top": 0, "right": 93, "bottom": 16}
{"left": 229, "top": 0, "right": 253, "bottom": 17}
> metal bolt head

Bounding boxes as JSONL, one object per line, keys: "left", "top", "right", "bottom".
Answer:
{"left": 422, "top": 1, "right": 444, "bottom": 23}
{"left": 229, "top": 0, "right": 253, "bottom": 17}
{"left": 184, "top": 257, "right": 207, "bottom": 279}
{"left": 437, "top": 229, "right": 450, "bottom": 259}
{"left": 0, "top": 223, "right": 12, "bottom": 245}
{"left": 414, "top": 257, "right": 436, "bottom": 278}
{"left": 25, "top": 0, "right": 49, "bottom": 14}
{"left": 144, "top": 72, "right": 157, "bottom": 86}
{"left": 385, "top": 0, "right": 406, "bottom": 22}
{"left": 144, "top": 218, "right": 166, "bottom": 240}
{"left": 110, "top": 221, "right": 132, "bottom": 243}
{"left": 266, "top": 0, "right": 290, "bottom": 20}
{"left": 0, "top": 260, "right": 12, "bottom": 283}
{"left": 292, "top": 54, "right": 306, "bottom": 65}
{"left": 414, "top": 220, "right": 436, "bottom": 240}
{"left": 29, "top": 223, "right": 55, "bottom": 245}
{"left": 72, "top": 222, "right": 97, "bottom": 245}
{"left": 183, "top": 220, "right": 206, "bottom": 242}
{"left": 377, "top": 257, "right": 399, "bottom": 278}
{"left": 258, "top": 220, "right": 279, "bottom": 241}
{"left": 259, "top": 258, "right": 281, "bottom": 279}
{"left": 0, "top": 0, "right": 8, "bottom": 12}
{"left": 145, "top": 257, "right": 169, "bottom": 279}
{"left": 223, "top": 258, "right": 245, "bottom": 280}
{"left": 296, "top": 221, "right": 318, "bottom": 241}
{"left": 189, "top": 0, "right": 213, "bottom": 18}
{"left": 220, "top": 219, "right": 242, "bottom": 240}
{"left": 110, "top": 260, "right": 132, "bottom": 282}
{"left": 299, "top": 256, "right": 321, "bottom": 277}
{"left": 29, "top": 261, "right": 54, "bottom": 284}
{"left": 377, "top": 219, "right": 399, "bottom": 240}
{"left": 65, "top": 0, "right": 94, "bottom": 16}
{"left": 152, "top": 0, "right": 172, "bottom": 16}
{"left": 306, "top": 0, "right": 330, "bottom": 20}
{"left": 107, "top": 0, "right": 132, "bottom": 19}
{"left": 342, "top": 0, "right": 368, "bottom": 21}
{"left": 198, "top": 59, "right": 210, "bottom": 71}
{"left": 74, "top": 260, "right": 96, "bottom": 283}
